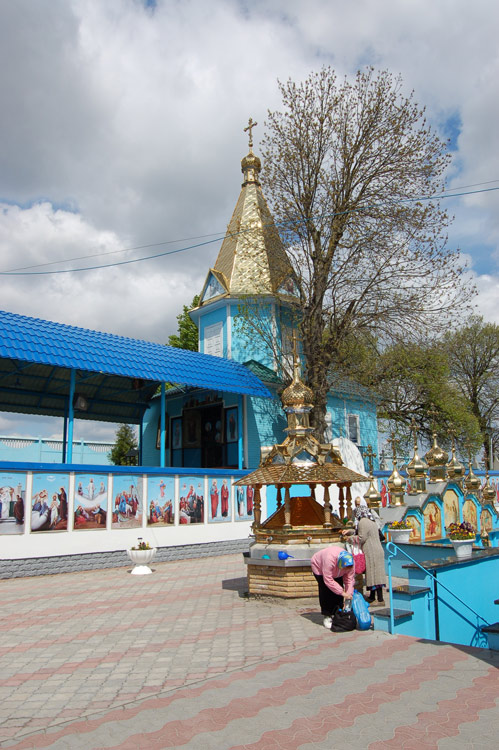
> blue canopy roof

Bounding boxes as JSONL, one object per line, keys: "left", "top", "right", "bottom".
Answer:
{"left": 0, "top": 309, "right": 271, "bottom": 423}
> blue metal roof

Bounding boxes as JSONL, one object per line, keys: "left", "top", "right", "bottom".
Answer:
{"left": 0, "top": 309, "right": 271, "bottom": 414}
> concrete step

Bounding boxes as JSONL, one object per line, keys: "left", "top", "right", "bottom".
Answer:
{"left": 481, "top": 622, "right": 499, "bottom": 650}
{"left": 372, "top": 607, "right": 414, "bottom": 634}
{"left": 392, "top": 584, "right": 431, "bottom": 596}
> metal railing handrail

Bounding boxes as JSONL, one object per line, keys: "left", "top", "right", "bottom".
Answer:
{"left": 386, "top": 541, "right": 490, "bottom": 637}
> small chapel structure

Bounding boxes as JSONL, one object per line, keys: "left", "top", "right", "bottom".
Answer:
{"left": 141, "top": 123, "right": 378, "bottom": 473}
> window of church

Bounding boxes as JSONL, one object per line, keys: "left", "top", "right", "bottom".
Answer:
{"left": 204, "top": 321, "right": 223, "bottom": 357}
{"left": 347, "top": 414, "right": 360, "bottom": 444}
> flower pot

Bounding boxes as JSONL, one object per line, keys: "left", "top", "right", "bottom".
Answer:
{"left": 450, "top": 539, "right": 473, "bottom": 559}
{"left": 127, "top": 547, "right": 156, "bottom": 575}
{"left": 389, "top": 528, "right": 411, "bottom": 544}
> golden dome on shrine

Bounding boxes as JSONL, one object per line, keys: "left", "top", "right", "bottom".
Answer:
{"left": 425, "top": 433, "right": 449, "bottom": 468}
{"left": 364, "top": 477, "right": 382, "bottom": 508}
{"left": 281, "top": 360, "right": 314, "bottom": 409}
{"left": 387, "top": 463, "right": 406, "bottom": 493}
{"left": 446, "top": 446, "right": 466, "bottom": 481}
{"left": 464, "top": 461, "right": 481, "bottom": 493}
{"left": 282, "top": 377, "right": 314, "bottom": 408}
{"left": 481, "top": 473, "right": 496, "bottom": 503}
{"left": 406, "top": 446, "right": 428, "bottom": 479}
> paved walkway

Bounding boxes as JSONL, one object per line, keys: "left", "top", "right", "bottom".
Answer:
{"left": 0, "top": 553, "right": 497, "bottom": 749}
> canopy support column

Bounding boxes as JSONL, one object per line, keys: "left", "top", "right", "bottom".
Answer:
{"left": 66, "top": 369, "right": 76, "bottom": 464}
{"left": 139, "top": 413, "right": 144, "bottom": 466}
{"left": 160, "top": 383, "right": 166, "bottom": 468}
{"left": 62, "top": 406, "right": 68, "bottom": 463}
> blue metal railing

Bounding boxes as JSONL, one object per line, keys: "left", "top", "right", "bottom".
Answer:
{"left": 386, "top": 541, "right": 490, "bottom": 640}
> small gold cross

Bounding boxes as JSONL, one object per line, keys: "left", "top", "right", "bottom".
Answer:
{"left": 244, "top": 117, "right": 258, "bottom": 149}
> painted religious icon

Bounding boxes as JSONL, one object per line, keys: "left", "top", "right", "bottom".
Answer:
{"left": 443, "top": 489, "right": 459, "bottom": 529}
{"left": 480, "top": 509, "right": 493, "bottom": 535}
{"left": 31, "top": 473, "right": 69, "bottom": 532}
{"left": 406, "top": 515, "right": 421, "bottom": 542}
{"left": 171, "top": 418, "right": 182, "bottom": 451}
{"left": 183, "top": 411, "right": 201, "bottom": 449}
{"left": 178, "top": 478, "right": 204, "bottom": 524}
{"left": 73, "top": 474, "right": 108, "bottom": 530}
{"left": 235, "top": 485, "right": 254, "bottom": 521}
{"left": 147, "top": 476, "right": 174, "bottom": 526}
{"left": 155, "top": 413, "right": 170, "bottom": 451}
{"left": 462, "top": 499, "right": 478, "bottom": 531}
{"left": 423, "top": 501, "right": 441, "bottom": 540}
{"left": 208, "top": 476, "right": 231, "bottom": 522}
{"left": 0, "top": 472, "right": 26, "bottom": 535}
{"left": 379, "top": 479, "right": 389, "bottom": 507}
{"left": 225, "top": 408, "right": 238, "bottom": 444}
{"left": 111, "top": 475, "right": 143, "bottom": 529}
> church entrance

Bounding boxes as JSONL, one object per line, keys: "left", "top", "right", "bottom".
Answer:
{"left": 181, "top": 402, "right": 225, "bottom": 469}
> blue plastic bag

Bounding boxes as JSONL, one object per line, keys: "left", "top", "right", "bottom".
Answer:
{"left": 352, "top": 589, "right": 372, "bottom": 631}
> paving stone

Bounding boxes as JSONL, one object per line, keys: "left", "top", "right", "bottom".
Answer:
{"left": 1, "top": 553, "right": 497, "bottom": 748}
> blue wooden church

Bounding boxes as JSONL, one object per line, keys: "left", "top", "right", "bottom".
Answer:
{"left": 142, "top": 139, "right": 378, "bottom": 470}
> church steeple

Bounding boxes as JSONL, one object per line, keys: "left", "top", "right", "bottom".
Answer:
{"left": 199, "top": 119, "right": 298, "bottom": 303}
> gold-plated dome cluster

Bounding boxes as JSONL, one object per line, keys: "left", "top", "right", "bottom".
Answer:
{"left": 384, "top": 421, "right": 494, "bottom": 507}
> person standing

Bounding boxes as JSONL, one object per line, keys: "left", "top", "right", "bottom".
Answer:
{"left": 343, "top": 508, "right": 386, "bottom": 605}
{"left": 310, "top": 547, "right": 355, "bottom": 628}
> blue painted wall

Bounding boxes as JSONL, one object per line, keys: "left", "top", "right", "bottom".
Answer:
{"left": 230, "top": 301, "right": 277, "bottom": 368}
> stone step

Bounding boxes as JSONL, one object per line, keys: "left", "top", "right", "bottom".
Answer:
{"left": 392, "top": 584, "right": 431, "bottom": 596}
{"left": 373, "top": 607, "right": 414, "bottom": 620}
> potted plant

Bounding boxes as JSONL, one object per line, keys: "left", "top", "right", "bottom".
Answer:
{"left": 127, "top": 538, "right": 156, "bottom": 575}
{"left": 447, "top": 522, "right": 475, "bottom": 558}
{"left": 388, "top": 519, "right": 412, "bottom": 544}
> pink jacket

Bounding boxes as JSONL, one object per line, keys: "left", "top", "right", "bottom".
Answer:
{"left": 311, "top": 546, "right": 355, "bottom": 596}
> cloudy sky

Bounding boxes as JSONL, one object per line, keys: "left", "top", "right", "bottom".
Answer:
{"left": 1, "top": 0, "right": 498, "bottom": 440}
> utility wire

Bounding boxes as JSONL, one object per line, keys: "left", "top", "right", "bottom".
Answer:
{"left": 1, "top": 184, "right": 498, "bottom": 277}
{"left": 5, "top": 230, "right": 227, "bottom": 273}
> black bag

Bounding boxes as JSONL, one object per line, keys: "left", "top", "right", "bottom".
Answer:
{"left": 378, "top": 529, "right": 386, "bottom": 543}
{"left": 331, "top": 608, "right": 357, "bottom": 632}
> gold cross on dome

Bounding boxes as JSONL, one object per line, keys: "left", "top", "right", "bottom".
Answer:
{"left": 363, "top": 444, "right": 377, "bottom": 474}
{"left": 244, "top": 117, "right": 258, "bottom": 149}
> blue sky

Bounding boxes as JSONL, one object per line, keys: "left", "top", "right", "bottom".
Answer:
{"left": 0, "top": 0, "right": 498, "bottom": 439}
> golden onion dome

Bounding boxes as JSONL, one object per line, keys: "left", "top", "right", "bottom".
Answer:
{"left": 464, "top": 461, "right": 481, "bottom": 493}
{"left": 241, "top": 151, "right": 261, "bottom": 173}
{"left": 446, "top": 446, "right": 466, "bottom": 481}
{"left": 364, "top": 476, "right": 382, "bottom": 508}
{"left": 406, "top": 446, "right": 428, "bottom": 479}
{"left": 425, "top": 433, "right": 449, "bottom": 467}
{"left": 281, "top": 365, "right": 314, "bottom": 409}
{"left": 388, "top": 468, "right": 406, "bottom": 492}
{"left": 481, "top": 473, "right": 496, "bottom": 503}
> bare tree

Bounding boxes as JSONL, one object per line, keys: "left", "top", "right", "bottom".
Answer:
{"left": 261, "top": 67, "right": 474, "bottom": 438}
{"left": 444, "top": 315, "right": 499, "bottom": 466}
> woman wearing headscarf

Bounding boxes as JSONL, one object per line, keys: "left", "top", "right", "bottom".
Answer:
{"left": 343, "top": 506, "right": 386, "bottom": 605}
{"left": 310, "top": 547, "right": 355, "bottom": 628}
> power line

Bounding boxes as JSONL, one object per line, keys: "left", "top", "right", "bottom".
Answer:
{"left": 4, "top": 230, "right": 228, "bottom": 273}
{"left": 1, "top": 183, "right": 498, "bottom": 277}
